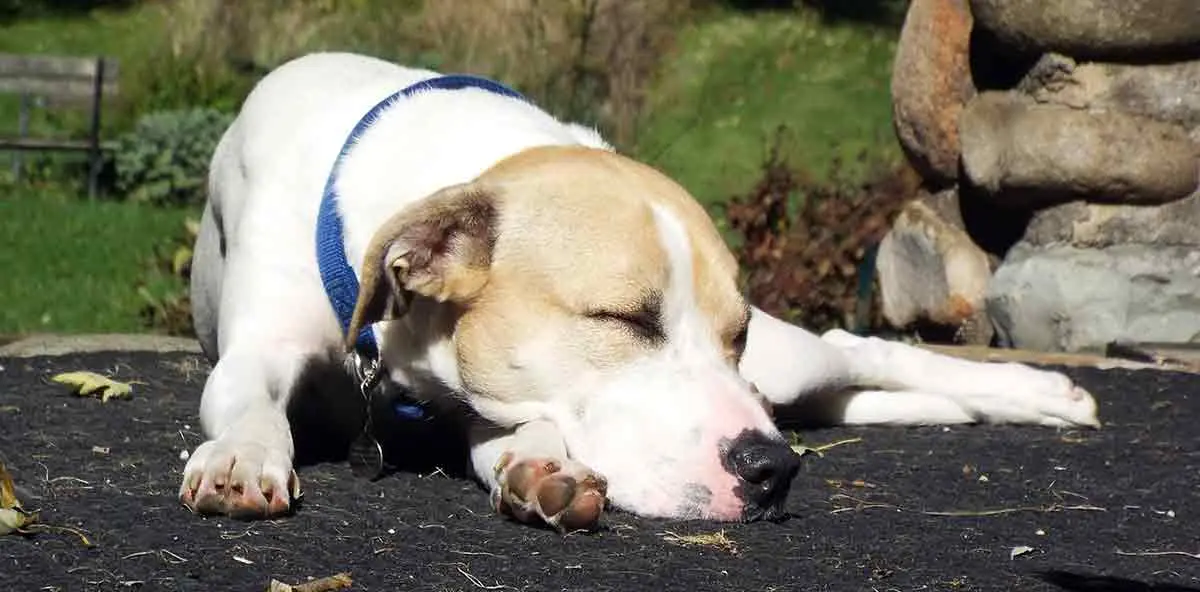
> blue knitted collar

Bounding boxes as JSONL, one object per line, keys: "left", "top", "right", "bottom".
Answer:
{"left": 315, "top": 75, "right": 527, "bottom": 358}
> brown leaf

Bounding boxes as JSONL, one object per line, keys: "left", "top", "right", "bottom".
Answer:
{"left": 0, "top": 463, "right": 37, "bottom": 536}
{"left": 0, "top": 462, "right": 20, "bottom": 510}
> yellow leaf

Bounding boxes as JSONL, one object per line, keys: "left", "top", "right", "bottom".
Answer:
{"left": 0, "top": 463, "right": 37, "bottom": 536}
{"left": 51, "top": 371, "right": 133, "bottom": 402}
{"left": 0, "top": 508, "right": 29, "bottom": 535}
{"left": 267, "top": 572, "right": 353, "bottom": 592}
{"left": 0, "top": 462, "right": 20, "bottom": 510}
{"left": 172, "top": 246, "right": 193, "bottom": 276}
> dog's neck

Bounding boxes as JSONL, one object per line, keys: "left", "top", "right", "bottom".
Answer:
{"left": 373, "top": 296, "right": 466, "bottom": 402}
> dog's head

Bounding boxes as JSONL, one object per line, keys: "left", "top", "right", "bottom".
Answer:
{"left": 348, "top": 146, "right": 800, "bottom": 521}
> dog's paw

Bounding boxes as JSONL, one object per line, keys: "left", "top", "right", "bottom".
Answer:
{"left": 1020, "top": 368, "right": 1100, "bottom": 428}
{"left": 491, "top": 453, "right": 607, "bottom": 532}
{"left": 974, "top": 365, "right": 1101, "bottom": 428}
{"left": 179, "top": 439, "right": 300, "bottom": 519}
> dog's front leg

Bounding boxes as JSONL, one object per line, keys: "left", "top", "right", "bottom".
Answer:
{"left": 738, "top": 306, "right": 858, "bottom": 405}
{"left": 179, "top": 344, "right": 306, "bottom": 519}
{"left": 469, "top": 420, "right": 607, "bottom": 532}
{"left": 739, "top": 308, "right": 1099, "bottom": 427}
{"left": 817, "top": 329, "right": 1100, "bottom": 426}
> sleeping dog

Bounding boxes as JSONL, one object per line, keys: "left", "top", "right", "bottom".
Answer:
{"left": 179, "top": 52, "right": 1099, "bottom": 531}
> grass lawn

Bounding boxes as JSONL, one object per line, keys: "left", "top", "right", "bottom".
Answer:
{"left": 0, "top": 185, "right": 191, "bottom": 335}
{"left": 634, "top": 10, "right": 900, "bottom": 207}
{"left": 0, "top": 4, "right": 901, "bottom": 335}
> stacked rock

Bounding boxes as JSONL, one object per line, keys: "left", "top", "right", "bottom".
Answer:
{"left": 878, "top": 0, "right": 1200, "bottom": 352}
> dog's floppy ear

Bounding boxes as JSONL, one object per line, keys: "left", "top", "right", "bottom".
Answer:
{"left": 345, "top": 182, "right": 498, "bottom": 349}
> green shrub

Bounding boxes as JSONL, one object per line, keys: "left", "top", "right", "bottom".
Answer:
{"left": 113, "top": 108, "right": 233, "bottom": 207}
{"left": 723, "top": 131, "right": 918, "bottom": 334}
{"left": 137, "top": 217, "right": 198, "bottom": 337}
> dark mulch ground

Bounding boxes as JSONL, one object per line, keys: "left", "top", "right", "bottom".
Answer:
{"left": 1, "top": 351, "right": 1199, "bottom": 591}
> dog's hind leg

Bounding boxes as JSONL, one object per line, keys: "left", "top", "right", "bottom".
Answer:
{"left": 469, "top": 420, "right": 608, "bottom": 532}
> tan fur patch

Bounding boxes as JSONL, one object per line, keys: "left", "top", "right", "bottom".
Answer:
{"left": 357, "top": 146, "right": 748, "bottom": 401}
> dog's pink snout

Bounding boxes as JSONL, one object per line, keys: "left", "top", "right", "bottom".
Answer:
{"left": 721, "top": 430, "right": 802, "bottom": 522}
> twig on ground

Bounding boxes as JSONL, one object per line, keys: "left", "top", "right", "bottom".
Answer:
{"left": 923, "top": 503, "right": 1106, "bottom": 517}
{"left": 220, "top": 526, "right": 257, "bottom": 540}
{"left": 21, "top": 523, "right": 92, "bottom": 546}
{"left": 828, "top": 493, "right": 898, "bottom": 514}
{"left": 160, "top": 549, "right": 188, "bottom": 564}
{"left": 1116, "top": 549, "right": 1200, "bottom": 560}
{"left": 421, "top": 467, "right": 450, "bottom": 479}
{"left": 125, "top": 549, "right": 189, "bottom": 565}
{"left": 455, "top": 565, "right": 512, "bottom": 590}
{"left": 47, "top": 476, "right": 90, "bottom": 486}
{"left": 450, "top": 550, "right": 507, "bottom": 558}
{"left": 791, "top": 436, "right": 863, "bottom": 458}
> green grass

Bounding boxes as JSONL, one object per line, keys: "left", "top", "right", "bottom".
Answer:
{"left": 0, "top": 5, "right": 903, "bottom": 334}
{"left": 0, "top": 186, "right": 190, "bottom": 335}
{"left": 0, "top": 7, "right": 190, "bottom": 336}
{"left": 634, "top": 10, "right": 899, "bottom": 207}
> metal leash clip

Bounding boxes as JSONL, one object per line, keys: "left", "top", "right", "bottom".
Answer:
{"left": 347, "top": 351, "right": 388, "bottom": 481}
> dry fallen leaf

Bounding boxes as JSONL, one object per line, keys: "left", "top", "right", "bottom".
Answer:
{"left": 0, "top": 463, "right": 20, "bottom": 509}
{"left": 0, "top": 462, "right": 37, "bottom": 536}
{"left": 51, "top": 371, "right": 133, "bottom": 402}
{"left": 660, "top": 529, "right": 739, "bottom": 554}
{"left": 1010, "top": 545, "right": 1036, "bottom": 559}
{"left": 267, "top": 573, "right": 353, "bottom": 592}
{"left": 0, "top": 462, "right": 91, "bottom": 546}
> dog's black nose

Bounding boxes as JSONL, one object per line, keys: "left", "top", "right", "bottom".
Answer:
{"left": 722, "top": 430, "right": 802, "bottom": 522}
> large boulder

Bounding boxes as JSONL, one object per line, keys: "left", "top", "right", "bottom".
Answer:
{"left": 968, "top": 0, "right": 1200, "bottom": 61}
{"left": 1021, "top": 192, "right": 1200, "bottom": 249}
{"left": 959, "top": 91, "right": 1200, "bottom": 207}
{"left": 875, "top": 189, "right": 994, "bottom": 344}
{"left": 1018, "top": 54, "right": 1200, "bottom": 133}
{"left": 987, "top": 244, "right": 1200, "bottom": 352}
{"left": 891, "top": 0, "right": 974, "bottom": 186}
{"left": 985, "top": 158, "right": 1200, "bottom": 353}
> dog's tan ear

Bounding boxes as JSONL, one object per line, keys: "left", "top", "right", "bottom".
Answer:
{"left": 345, "top": 182, "right": 498, "bottom": 349}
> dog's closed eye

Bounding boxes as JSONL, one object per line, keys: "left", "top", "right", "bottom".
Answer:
{"left": 730, "top": 323, "right": 749, "bottom": 360}
{"left": 586, "top": 307, "right": 663, "bottom": 342}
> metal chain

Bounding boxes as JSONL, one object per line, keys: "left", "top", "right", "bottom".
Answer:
{"left": 347, "top": 351, "right": 386, "bottom": 481}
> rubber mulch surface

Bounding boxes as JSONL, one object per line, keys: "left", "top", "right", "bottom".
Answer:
{"left": 1, "top": 350, "right": 1198, "bottom": 591}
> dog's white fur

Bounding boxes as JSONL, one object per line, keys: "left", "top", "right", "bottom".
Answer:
{"left": 182, "top": 53, "right": 1099, "bottom": 524}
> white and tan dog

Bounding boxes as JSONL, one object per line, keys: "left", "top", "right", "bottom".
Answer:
{"left": 180, "top": 52, "right": 1099, "bottom": 531}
